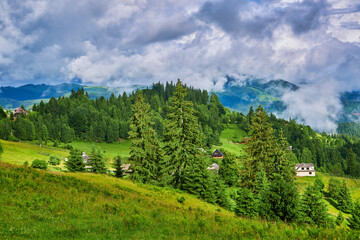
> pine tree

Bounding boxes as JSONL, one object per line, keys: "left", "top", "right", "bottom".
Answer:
{"left": 219, "top": 152, "right": 239, "bottom": 187}
{"left": 347, "top": 148, "right": 357, "bottom": 176}
{"left": 300, "top": 183, "right": 329, "bottom": 226}
{"left": 162, "top": 79, "right": 204, "bottom": 188}
{"left": 128, "top": 91, "right": 162, "bottom": 184}
{"left": 88, "top": 147, "right": 107, "bottom": 174}
{"left": 349, "top": 202, "right": 360, "bottom": 230}
{"left": 235, "top": 187, "right": 257, "bottom": 218}
{"left": 65, "top": 149, "right": 85, "bottom": 172}
{"left": 243, "top": 105, "right": 276, "bottom": 189}
{"left": 268, "top": 173, "right": 299, "bottom": 222}
{"left": 113, "top": 155, "right": 124, "bottom": 178}
{"left": 254, "top": 171, "right": 271, "bottom": 219}
{"left": 338, "top": 180, "right": 353, "bottom": 213}
{"left": 181, "top": 160, "right": 212, "bottom": 201}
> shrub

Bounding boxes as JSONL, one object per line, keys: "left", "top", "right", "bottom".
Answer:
{"left": 177, "top": 196, "right": 186, "bottom": 204}
{"left": 23, "top": 161, "right": 29, "bottom": 167}
{"left": 49, "top": 156, "right": 61, "bottom": 165}
{"left": 8, "top": 135, "right": 19, "bottom": 142}
{"left": 31, "top": 159, "right": 48, "bottom": 170}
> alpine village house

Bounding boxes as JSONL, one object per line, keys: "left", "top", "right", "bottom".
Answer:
{"left": 295, "top": 163, "right": 316, "bottom": 177}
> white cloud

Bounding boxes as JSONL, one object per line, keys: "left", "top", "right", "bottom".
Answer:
{"left": 0, "top": 0, "right": 359, "bottom": 131}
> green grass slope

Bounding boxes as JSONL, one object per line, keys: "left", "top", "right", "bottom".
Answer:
{"left": 0, "top": 162, "right": 357, "bottom": 240}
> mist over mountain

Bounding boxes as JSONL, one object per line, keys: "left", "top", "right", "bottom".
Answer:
{"left": 1, "top": 77, "right": 360, "bottom": 134}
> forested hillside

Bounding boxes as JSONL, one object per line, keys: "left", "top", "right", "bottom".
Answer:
{"left": 1, "top": 80, "right": 360, "bottom": 178}
{"left": 2, "top": 80, "right": 360, "bottom": 235}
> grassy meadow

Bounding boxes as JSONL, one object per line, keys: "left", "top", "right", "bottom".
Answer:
{"left": 0, "top": 140, "right": 69, "bottom": 171}
{"left": 0, "top": 161, "right": 358, "bottom": 239}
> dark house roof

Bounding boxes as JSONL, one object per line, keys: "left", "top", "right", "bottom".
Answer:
{"left": 211, "top": 149, "right": 224, "bottom": 158}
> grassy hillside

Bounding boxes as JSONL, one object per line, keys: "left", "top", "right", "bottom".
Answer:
{"left": 67, "top": 140, "right": 131, "bottom": 161}
{"left": 213, "top": 124, "right": 247, "bottom": 157}
{"left": 0, "top": 140, "right": 69, "bottom": 171}
{"left": 0, "top": 162, "right": 357, "bottom": 239}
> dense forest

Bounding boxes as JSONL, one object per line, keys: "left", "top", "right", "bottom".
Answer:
{"left": 0, "top": 80, "right": 360, "bottom": 179}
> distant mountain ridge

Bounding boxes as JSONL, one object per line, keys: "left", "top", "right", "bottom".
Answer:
{"left": 214, "top": 75, "right": 299, "bottom": 114}
{"left": 0, "top": 83, "right": 145, "bottom": 109}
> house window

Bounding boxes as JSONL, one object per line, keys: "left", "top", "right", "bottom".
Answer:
{"left": 307, "top": 167, "right": 309, "bottom": 170}
{"left": 301, "top": 168, "right": 304, "bottom": 170}
{"left": 309, "top": 172, "right": 312, "bottom": 174}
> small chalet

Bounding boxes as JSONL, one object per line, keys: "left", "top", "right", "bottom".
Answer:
{"left": 211, "top": 149, "right": 224, "bottom": 159}
{"left": 295, "top": 163, "right": 316, "bottom": 177}
{"left": 207, "top": 163, "right": 220, "bottom": 172}
{"left": 14, "top": 107, "right": 27, "bottom": 117}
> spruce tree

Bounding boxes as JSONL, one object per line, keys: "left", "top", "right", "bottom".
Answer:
{"left": 65, "top": 149, "right": 85, "bottom": 172}
{"left": 219, "top": 152, "right": 240, "bottom": 187}
{"left": 235, "top": 187, "right": 257, "bottom": 218}
{"left": 243, "top": 105, "right": 276, "bottom": 189}
{"left": 349, "top": 202, "right": 360, "bottom": 230}
{"left": 128, "top": 91, "right": 162, "bottom": 184}
{"left": 113, "top": 155, "right": 124, "bottom": 178}
{"left": 338, "top": 180, "right": 353, "bottom": 213}
{"left": 268, "top": 173, "right": 299, "bottom": 222}
{"left": 88, "top": 147, "right": 107, "bottom": 174}
{"left": 300, "top": 183, "right": 329, "bottom": 226}
{"left": 254, "top": 171, "right": 271, "bottom": 219}
{"left": 162, "top": 79, "right": 204, "bottom": 188}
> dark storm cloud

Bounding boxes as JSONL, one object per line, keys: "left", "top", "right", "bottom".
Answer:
{"left": 198, "top": 0, "right": 327, "bottom": 37}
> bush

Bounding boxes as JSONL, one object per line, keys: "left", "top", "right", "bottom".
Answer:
{"left": 49, "top": 156, "right": 61, "bottom": 165}
{"left": 8, "top": 135, "right": 19, "bottom": 142}
{"left": 31, "top": 159, "right": 48, "bottom": 170}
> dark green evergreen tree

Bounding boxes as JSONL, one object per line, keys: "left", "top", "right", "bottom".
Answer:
{"left": 338, "top": 180, "right": 353, "bottom": 213}
{"left": 349, "top": 202, "right": 360, "bottom": 230}
{"left": 254, "top": 171, "right": 271, "bottom": 219}
{"left": 268, "top": 173, "right": 299, "bottom": 222}
{"left": 219, "top": 152, "right": 239, "bottom": 186}
{"left": 328, "top": 178, "right": 342, "bottom": 200}
{"left": 88, "top": 147, "right": 107, "bottom": 174}
{"left": 128, "top": 91, "right": 162, "bottom": 184}
{"left": 300, "top": 183, "right": 329, "bottom": 226}
{"left": 162, "top": 79, "right": 204, "bottom": 188}
{"left": 347, "top": 148, "right": 357, "bottom": 176}
{"left": 0, "top": 106, "right": 6, "bottom": 119}
{"left": 235, "top": 187, "right": 257, "bottom": 218}
{"left": 113, "top": 155, "right": 124, "bottom": 178}
{"left": 65, "top": 149, "right": 85, "bottom": 172}
{"left": 243, "top": 105, "right": 276, "bottom": 189}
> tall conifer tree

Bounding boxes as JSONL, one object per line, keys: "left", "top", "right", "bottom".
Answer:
{"left": 162, "top": 79, "right": 204, "bottom": 189}
{"left": 129, "top": 91, "right": 162, "bottom": 184}
{"left": 243, "top": 105, "right": 276, "bottom": 188}
{"left": 300, "top": 183, "right": 329, "bottom": 226}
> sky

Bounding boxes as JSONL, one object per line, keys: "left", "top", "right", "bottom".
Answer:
{"left": 0, "top": 0, "right": 359, "bottom": 131}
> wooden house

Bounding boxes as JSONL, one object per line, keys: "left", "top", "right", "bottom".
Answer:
{"left": 211, "top": 149, "right": 224, "bottom": 159}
